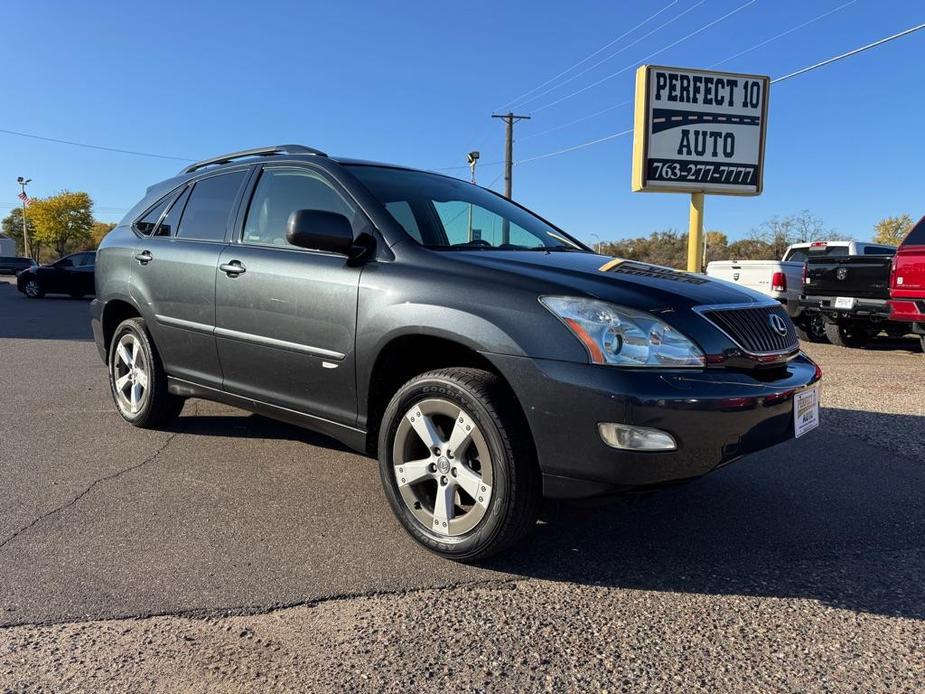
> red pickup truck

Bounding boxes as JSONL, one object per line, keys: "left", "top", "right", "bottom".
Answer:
{"left": 889, "top": 215, "right": 925, "bottom": 351}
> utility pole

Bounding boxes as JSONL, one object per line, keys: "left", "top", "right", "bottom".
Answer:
{"left": 492, "top": 112, "right": 530, "bottom": 244}
{"left": 492, "top": 112, "right": 531, "bottom": 199}
{"left": 16, "top": 177, "right": 32, "bottom": 259}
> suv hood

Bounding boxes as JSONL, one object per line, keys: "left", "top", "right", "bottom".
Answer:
{"left": 446, "top": 250, "right": 769, "bottom": 310}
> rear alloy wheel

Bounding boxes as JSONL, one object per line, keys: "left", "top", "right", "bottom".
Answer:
{"left": 109, "top": 317, "right": 185, "bottom": 428}
{"left": 824, "top": 321, "right": 871, "bottom": 349}
{"left": 379, "top": 368, "right": 540, "bottom": 562}
{"left": 795, "top": 313, "right": 828, "bottom": 343}
{"left": 23, "top": 279, "right": 43, "bottom": 298}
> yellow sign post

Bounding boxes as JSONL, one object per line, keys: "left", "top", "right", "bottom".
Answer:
{"left": 632, "top": 65, "right": 770, "bottom": 272}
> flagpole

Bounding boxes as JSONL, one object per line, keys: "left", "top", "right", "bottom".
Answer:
{"left": 17, "top": 177, "right": 31, "bottom": 259}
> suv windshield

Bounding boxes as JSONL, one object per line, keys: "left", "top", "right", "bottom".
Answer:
{"left": 348, "top": 165, "right": 586, "bottom": 251}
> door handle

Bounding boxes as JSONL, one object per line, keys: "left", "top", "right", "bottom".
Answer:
{"left": 220, "top": 260, "right": 246, "bottom": 276}
{"left": 134, "top": 250, "right": 152, "bottom": 264}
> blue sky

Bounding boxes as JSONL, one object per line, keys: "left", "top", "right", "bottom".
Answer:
{"left": 2, "top": 0, "right": 923, "bottom": 245}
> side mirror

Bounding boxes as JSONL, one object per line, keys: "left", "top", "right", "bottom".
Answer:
{"left": 286, "top": 209, "right": 354, "bottom": 255}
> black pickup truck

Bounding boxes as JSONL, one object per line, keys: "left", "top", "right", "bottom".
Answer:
{"left": 801, "top": 254, "right": 905, "bottom": 347}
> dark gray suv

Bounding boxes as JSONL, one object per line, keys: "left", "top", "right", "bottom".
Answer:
{"left": 92, "top": 145, "right": 820, "bottom": 561}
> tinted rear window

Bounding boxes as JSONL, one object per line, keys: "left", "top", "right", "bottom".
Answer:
{"left": 786, "top": 246, "right": 849, "bottom": 261}
{"left": 903, "top": 217, "right": 925, "bottom": 245}
{"left": 863, "top": 246, "right": 895, "bottom": 255}
{"left": 177, "top": 171, "right": 247, "bottom": 242}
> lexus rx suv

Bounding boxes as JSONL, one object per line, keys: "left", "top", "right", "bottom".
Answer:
{"left": 91, "top": 145, "right": 821, "bottom": 561}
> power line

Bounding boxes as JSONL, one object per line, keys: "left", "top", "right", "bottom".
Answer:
{"left": 513, "top": 0, "right": 706, "bottom": 112}
{"left": 529, "top": 0, "right": 759, "bottom": 114}
{"left": 517, "top": 128, "right": 635, "bottom": 164}
{"left": 514, "top": 20, "right": 925, "bottom": 166}
{"left": 710, "top": 0, "right": 859, "bottom": 68}
{"left": 519, "top": 99, "right": 633, "bottom": 141}
{"left": 520, "top": 1, "right": 857, "bottom": 143}
{"left": 497, "top": 1, "right": 680, "bottom": 112}
{"left": 0, "top": 128, "right": 194, "bottom": 162}
{"left": 771, "top": 20, "right": 925, "bottom": 83}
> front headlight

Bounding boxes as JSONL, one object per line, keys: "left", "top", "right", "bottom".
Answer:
{"left": 539, "top": 296, "right": 705, "bottom": 367}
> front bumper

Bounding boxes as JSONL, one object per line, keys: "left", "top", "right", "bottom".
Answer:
{"left": 483, "top": 352, "right": 821, "bottom": 498}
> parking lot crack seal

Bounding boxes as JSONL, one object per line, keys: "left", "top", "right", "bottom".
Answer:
{"left": 0, "top": 431, "right": 180, "bottom": 552}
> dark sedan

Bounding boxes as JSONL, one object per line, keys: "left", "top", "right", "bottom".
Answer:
{"left": 0, "top": 256, "right": 36, "bottom": 275}
{"left": 17, "top": 251, "right": 96, "bottom": 298}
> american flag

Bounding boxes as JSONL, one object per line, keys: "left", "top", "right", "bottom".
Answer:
{"left": 17, "top": 190, "right": 31, "bottom": 206}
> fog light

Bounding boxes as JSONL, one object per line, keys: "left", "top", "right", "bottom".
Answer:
{"left": 598, "top": 423, "right": 677, "bottom": 451}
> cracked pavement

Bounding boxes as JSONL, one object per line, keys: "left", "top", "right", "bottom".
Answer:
{"left": 0, "top": 277, "right": 923, "bottom": 691}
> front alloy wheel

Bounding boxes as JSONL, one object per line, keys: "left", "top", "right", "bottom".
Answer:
{"left": 379, "top": 367, "right": 540, "bottom": 562}
{"left": 392, "top": 398, "right": 494, "bottom": 537}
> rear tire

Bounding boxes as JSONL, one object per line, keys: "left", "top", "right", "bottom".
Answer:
{"left": 824, "top": 321, "right": 871, "bottom": 348}
{"left": 795, "top": 313, "right": 829, "bottom": 343}
{"left": 109, "top": 317, "right": 185, "bottom": 428}
{"left": 378, "top": 367, "right": 540, "bottom": 562}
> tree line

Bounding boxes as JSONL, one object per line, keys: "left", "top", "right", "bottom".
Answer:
{"left": 2, "top": 192, "right": 115, "bottom": 263}
{"left": 597, "top": 210, "right": 917, "bottom": 268}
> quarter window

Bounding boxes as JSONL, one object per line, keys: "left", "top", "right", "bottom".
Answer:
{"left": 134, "top": 195, "right": 173, "bottom": 236}
{"left": 154, "top": 186, "right": 191, "bottom": 237}
{"left": 243, "top": 168, "right": 354, "bottom": 247}
{"left": 177, "top": 171, "right": 247, "bottom": 242}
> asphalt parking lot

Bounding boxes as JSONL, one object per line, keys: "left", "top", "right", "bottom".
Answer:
{"left": 1, "top": 276, "right": 923, "bottom": 692}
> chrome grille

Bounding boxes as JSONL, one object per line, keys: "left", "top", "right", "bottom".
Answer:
{"left": 700, "top": 303, "right": 798, "bottom": 355}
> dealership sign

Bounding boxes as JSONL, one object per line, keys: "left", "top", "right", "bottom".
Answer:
{"left": 632, "top": 65, "right": 769, "bottom": 196}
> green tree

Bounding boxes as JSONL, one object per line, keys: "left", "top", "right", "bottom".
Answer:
{"left": 727, "top": 238, "right": 774, "bottom": 260}
{"left": 601, "top": 229, "right": 688, "bottom": 269}
{"left": 1, "top": 207, "right": 38, "bottom": 257}
{"left": 873, "top": 214, "right": 913, "bottom": 246}
{"left": 87, "top": 221, "right": 117, "bottom": 249}
{"left": 29, "top": 191, "right": 94, "bottom": 258}
{"left": 704, "top": 230, "right": 729, "bottom": 264}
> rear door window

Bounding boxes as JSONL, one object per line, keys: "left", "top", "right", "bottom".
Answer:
{"left": 177, "top": 171, "right": 247, "bottom": 242}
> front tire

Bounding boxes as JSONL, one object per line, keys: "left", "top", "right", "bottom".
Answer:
{"left": 824, "top": 321, "right": 871, "bottom": 348}
{"left": 109, "top": 317, "right": 185, "bottom": 428}
{"left": 23, "top": 279, "right": 44, "bottom": 298}
{"left": 378, "top": 367, "right": 540, "bottom": 562}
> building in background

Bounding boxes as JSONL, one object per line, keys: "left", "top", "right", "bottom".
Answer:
{"left": 0, "top": 234, "right": 16, "bottom": 256}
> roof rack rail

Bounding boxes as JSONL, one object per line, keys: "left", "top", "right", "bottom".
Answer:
{"left": 180, "top": 144, "right": 327, "bottom": 174}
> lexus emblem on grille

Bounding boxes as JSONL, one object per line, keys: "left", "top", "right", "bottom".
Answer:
{"left": 768, "top": 313, "right": 788, "bottom": 337}
{"left": 836, "top": 267, "right": 848, "bottom": 280}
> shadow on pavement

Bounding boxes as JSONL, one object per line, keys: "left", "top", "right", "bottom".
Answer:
{"left": 173, "top": 412, "right": 354, "bottom": 453}
{"left": 0, "top": 281, "right": 93, "bottom": 341}
{"left": 487, "top": 407, "right": 925, "bottom": 620}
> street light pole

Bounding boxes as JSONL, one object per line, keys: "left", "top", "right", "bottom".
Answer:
{"left": 590, "top": 233, "right": 602, "bottom": 255}
{"left": 466, "top": 151, "right": 479, "bottom": 241}
{"left": 17, "top": 177, "right": 32, "bottom": 259}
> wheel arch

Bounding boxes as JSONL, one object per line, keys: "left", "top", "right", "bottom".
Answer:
{"left": 361, "top": 331, "right": 532, "bottom": 458}
{"left": 101, "top": 297, "right": 144, "bottom": 359}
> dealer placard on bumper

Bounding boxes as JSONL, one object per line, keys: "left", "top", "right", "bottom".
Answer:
{"left": 794, "top": 385, "right": 820, "bottom": 438}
